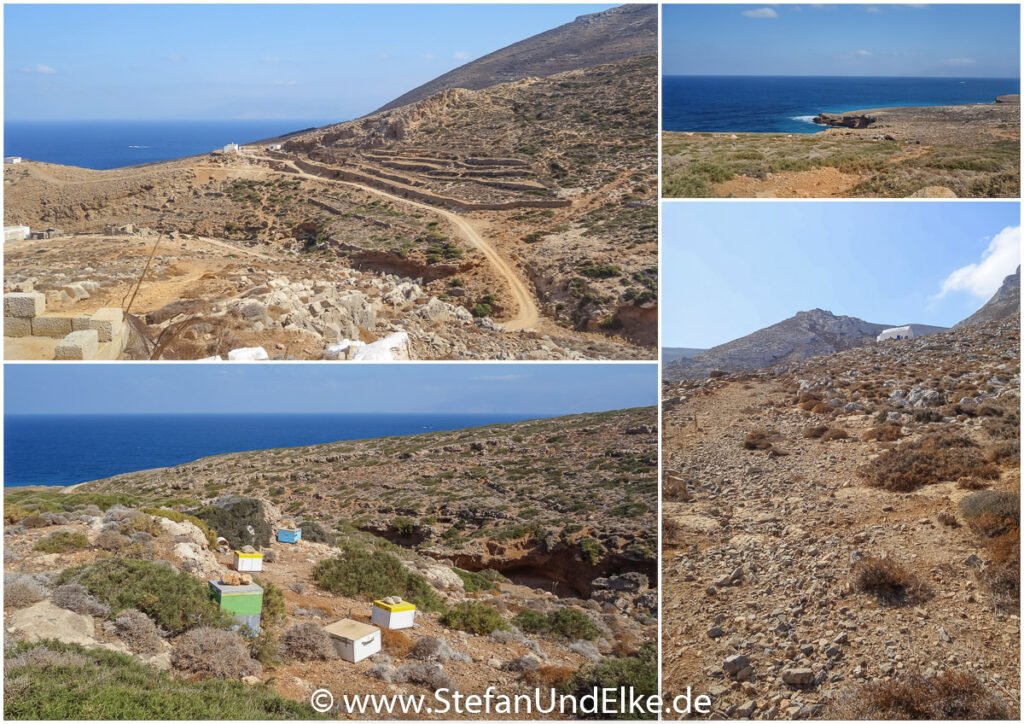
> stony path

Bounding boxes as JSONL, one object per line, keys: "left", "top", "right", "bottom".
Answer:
{"left": 662, "top": 367, "right": 1020, "bottom": 719}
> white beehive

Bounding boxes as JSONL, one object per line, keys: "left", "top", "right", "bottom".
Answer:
{"left": 325, "top": 619, "right": 381, "bottom": 663}
{"left": 371, "top": 598, "right": 416, "bottom": 629}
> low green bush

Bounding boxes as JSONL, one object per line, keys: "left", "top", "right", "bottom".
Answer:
{"left": 34, "top": 532, "right": 89, "bottom": 553}
{"left": 511, "top": 608, "right": 600, "bottom": 640}
{"left": 3, "top": 640, "right": 319, "bottom": 719}
{"left": 562, "top": 643, "right": 658, "bottom": 720}
{"left": 440, "top": 601, "right": 508, "bottom": 635}
{"left": 312, "top": 544, "right": 445, "bottom": 612}
{"left": 192, "top": 497, "right": 270, "bottom": 548}
{"left": 56, "top": 558, "right": 230, "bottom": 634}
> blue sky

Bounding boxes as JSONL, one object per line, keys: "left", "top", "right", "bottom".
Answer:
{"left": 3, "top": 364, "right": 656, "bottom": 416}
{"left": 663, "top": 202, "right": 1021, "bottom": 348}
{"left": 664, "top": 4, "right": 1020, "bottom": 77}
{"left": 4, "top": 3, "right": 612, "bottom": 121}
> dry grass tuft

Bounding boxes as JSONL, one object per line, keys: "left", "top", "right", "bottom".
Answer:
{"left": 281, "top": 622, "right": 337, "bottom": 661}
{"left": 743, "top": 430, "right": 773, "bottom": 450}
{"left": 851, "top": 555, "right": 931, "bottom": 606}
{"left": 862, "top": 424, "right": 903, "bottom": 443}
{"left": 171, "top": 627, "right": 261, "bottom": 679}
{"left": 381, "top": 628, "right": 415, "bottom": 658}
{"left": 858, "top": 433, "right": 999, "bottom": 492}
{"left": 828, "top": 668, "right": 1009, "bottom": 719}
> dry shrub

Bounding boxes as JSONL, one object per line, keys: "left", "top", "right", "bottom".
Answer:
{"left": 4, "top": 581, "right": 47, "bottom": 609}
{"left": 52, "top": 583, "right": 110, "bottom": 617}
{"left": 821, "top": 428, "right": 850, "bottom": 442}
{"left": 862, "top": 424, "right": 903, "bottom": 442}
{"left": 409, "top": 637, "right": 470, "bottom": 663}
{"left": 803, "top": 425, "right": 829, "bottom": 439}
{"left": 94, "top": 530, "right": 128, "bottom": 551}
{"left": 381, "top": 628, "right": 414, "bottom": 658}
{"left": 662, "top": 516, "right": 682, "bottom": 543}
{"left": 851, "top": 556, "right": 930, "bottom": 606}
{"left": 985, "top": 439, "right": 1020, "bottom": 465}
{"left": 858, "top": 434, "right": 999, "bottom": 492}
{"left": 392, "top": 662, "right": 456, "bottom": 692}
{"left": 113, "top": 609, "right": 164, "bottom": 653}
{"left": 957, "top": 476, "right": 990, "bottom": 491}
{"left": 936, "top": 512, "right": 958, "bottom": 528}
{"left": 960, "top": 491, "right": 1020, "bottom": 528}
{"left": 281, "top": 622, "right": 336, "bottom": 661}
{"left": 20, "top": 515, "right": 51, "bottom": 529}
{"left": 767, "top": 447, "right": 790, "bottom": 458}
{"left": 829, "top": 668, "right": 1008, "bottom": 719}
{"left": 742, "top": 430, "right": 773, "bottom": 450}
{"left": 523, "top": 665, "right": 575, "bottom": 689}
{"left": 810, "top": 402, "right": 832, "bottom": 414}
{"left": 171, "top": 627, "right": 261, "bottom": 679}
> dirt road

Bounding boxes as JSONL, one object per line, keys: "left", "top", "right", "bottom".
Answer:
{"left": 250, "top": 153, "right": 541, "bottom": 330}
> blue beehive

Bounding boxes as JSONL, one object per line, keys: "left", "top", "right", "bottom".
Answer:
{"left": 277, "top": 527, "right": 301, "bottom": 544}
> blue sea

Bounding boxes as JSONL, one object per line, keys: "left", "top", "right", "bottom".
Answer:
{"left": 663, "top": 76, "right": 1021, "bottom": 134}
{"left": 2, "top": 119, "right": 333, "bottom": 170}
{"left": 3, "top": 413, "right": 536, "bottom": 487}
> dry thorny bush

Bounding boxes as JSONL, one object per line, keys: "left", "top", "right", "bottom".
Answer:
{"left": 828, "top": 668, "right": 1009, "bottom": 719}
{"left": 850, "top": 555, "right": 932, "bottom": 607}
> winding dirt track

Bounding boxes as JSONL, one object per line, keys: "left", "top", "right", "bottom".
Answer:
{"left": 249, "top": 153, "right": 540, "bottom": 330}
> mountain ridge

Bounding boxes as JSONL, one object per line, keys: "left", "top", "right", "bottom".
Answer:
{"left": 955, "top": 265, "right": 1021, "bottom": 329}
{"left": 375, "top": 4, "right": 656, "bottom": 113}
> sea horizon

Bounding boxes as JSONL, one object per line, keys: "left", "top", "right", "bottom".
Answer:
{"left": 662, "top": 75, "right": 1021, "bottom": 134}
{"left": 3, "top": 412, "right": 544, "bottom": 488}
{"left": 2, "top": 118, "right": 338, "bottom": 170}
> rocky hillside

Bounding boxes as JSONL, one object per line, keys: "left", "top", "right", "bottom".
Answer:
{"left": 664, "top": 309, "right": 891, "bottom": 381}
{"left": 4, "top": 408, "right": 658, "bottom": 718}
{"left": 956, "top": 265, "right": 1021, "bottom": 329}
{"left": 74, "top": 408, "right": 657, "bottom": 597}
{"left": 662, "top": 315, "right": 1020, "bottom": 719}
{"left": 662, "top": 347, "right": 705, "bottom": 364}
{"left": 375, "top": 4, "right": 656, "bottom": 112}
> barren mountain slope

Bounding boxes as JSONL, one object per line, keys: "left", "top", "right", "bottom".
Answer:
{"left": 664, "top": 309, "right": 890, "bottom": 381}
{"left": 375, "top": 4, "right": 656, "bottom": 112}
{"left": 956, "top": 265, "right": 1021, "bottom": 329}
{"left": 662, "top": 316, "right": 1020, "bottom": 719}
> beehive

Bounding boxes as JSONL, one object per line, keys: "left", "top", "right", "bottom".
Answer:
{"left": 371, "top": 599, "right": 416, "bottom": 629}
{"left": 209, "top": 580, "right": 263, "bottom": 633}
{"left": 277, "top": 528, "right": 301, "bottom": 544}
{"left": 325, "top": 618, "right": 381, "bottom": 663}
{"left": 232, "top": 550, "right": 263, "bottom": 572}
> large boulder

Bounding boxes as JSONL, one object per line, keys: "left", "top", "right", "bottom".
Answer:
{"left": 6, "top": 600, "right": 95, "bottom": 645}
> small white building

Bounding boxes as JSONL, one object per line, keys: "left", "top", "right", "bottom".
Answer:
{"left": 267, "top": 144, "right": 282, "bottom": 151}
{"left": 223, "top": 143, "right": 241, "bottom": 154}
{"left": 4, "top": 225, "right": 30, "bottom": 242}
{"left": 4, "top": 156, "right": 23, "bottom": 164}
{"left": 877, "top": 325, "right": 914, "bottom": 342}
{"left": 325, "top": 619, "right": 381, "bottom": 663}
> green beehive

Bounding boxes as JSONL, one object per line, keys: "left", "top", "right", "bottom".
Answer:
{"left": 209, "top": 580, "right": 263, "bottom": 632}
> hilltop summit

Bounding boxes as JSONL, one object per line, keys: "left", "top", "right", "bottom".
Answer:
{"left": 375, "top": 4, "right": 656, "bottom": 112}
{"left": 663, "top": 309, "right": 890, "bottom": 381}
{"left": 955, "top": 265, "right": 1021, "bottom": 329}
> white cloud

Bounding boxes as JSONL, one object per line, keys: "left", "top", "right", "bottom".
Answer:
{"left": 741, "top": 8, "right": 778, "bottom": 19}
{"left": 943, "top": 57, "right": 976, "bottom": 66}
{"left": 865, "top": 5, "right": 883, "bottom": 12}
{"left": 21, "top": 64, "right": 56, "bottom": 74}
{"left": 938, "top": 226, "right": 1021, "bottom": 299}
{"left": 854, "top": 49, "right": 872, "bottom": 56}
{"left": 453, "top": 51, "right": 471, "bottom": 60}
